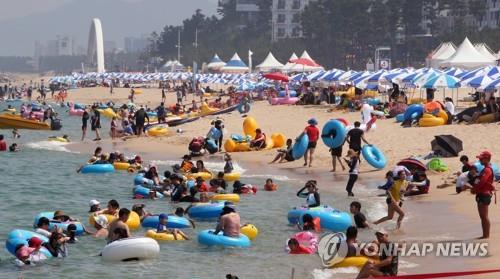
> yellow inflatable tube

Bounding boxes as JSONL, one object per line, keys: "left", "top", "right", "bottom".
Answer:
{"left": 240, "top": 224, "right": 258, "bottom": 240}
{"left": 98, "top": 108, "right": 120, "bottom": 119}
{"left": 147, "top": 126, "right": 168, "bottom": 137}
{"left": 88, "top": 211, "right": 141, "bottom": 230}
{"left": 187, "top": 172, "right": 213, "bottom": 180}
{"left": 210, "top": 193, "right": 240, "bottom": 203}
{"left": 223, "top": 172, "right": 241, "bottom": 181}
{"left": 200, "top": 103, "right": 218, "bottom": 115}
{"left": 419, "top": 114, "right": 445, "bottom": 127}
{"left": 331, "top": 256, "right": 373, "bottom": 268}
{"left": 145, "top": 230, "right": 185, "bottom": 241}
{"left": 243, "top": 117, "right": 259, "bottom": 137}
{"left": 271, "top": 133, "right": 286, "bottom": 148}
{"left": 113, "top": 162, "right": 131, "bottom": 171}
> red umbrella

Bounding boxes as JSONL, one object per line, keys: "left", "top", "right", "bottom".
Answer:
{"left": 290, "top": 58, "right": 320, "bottom": 67}
{"left": 263, "top": 72, "right": 289, "bottom": 82}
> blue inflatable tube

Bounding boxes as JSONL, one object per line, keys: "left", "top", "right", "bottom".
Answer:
{"left": 74, "top": 103, "right": 85, "bottom": 110}
{"left": 134, "top": 174, "right": 154, "bottom": 186}
{"left": 287, "top": 205, "right": 334, "bottom": 224}
{"left": 141, "top": 215, "right": 191, "bottom": 229}
{"left": 33, "top": 212, "right": 85, "bottom": 235}
{"left": 80, "top": 164, "right": 115, "bottom": 174}
{"left": 231, "top": 134, "right": 250, "bottom": 143}
{"left": 395, "top": 113, "right": 405, "bottom": 123}
{"left": 187, "top": 202, "right": 225, "bottom": 219}
{"left": 133, "top": 185, "right": 164, "bottom": 199}
{"left": 147, "top": 111, "right": 157, "bottom": 117}
{"left": 321, "top": 120, "right": 346, "bottom": 149}
{"left": 287, "top": 205, "right": 352, "bottom": 232}
{"left": 473, "top": 162, "right": 499, "bottom": 176}
{"left": 278, "top": 90, "right": 297, "bottom": 97}
{"left": 366, "top": 98, "right": 381, "bottom": 106}
{"left": 197, "top": 230, "right": 251, "bottom": 248}
{"left": 5, "top": 229, "right": 52, "bottom": 258}
{"left": 403, "top": 104, "right": 424, "bottom": 121}
{"left": 206, "top": 139, "right": 218, "bottom": 154}
{"left": 361, "top": 145, "right": 387, "bottom": 169}
{"left": 237, "top": 102, "right": 251, "bottom": 114}
{"left": 292, "top": 133, "right": 309, "bottom": 160}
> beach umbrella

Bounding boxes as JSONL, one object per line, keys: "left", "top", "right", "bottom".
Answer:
{"left": 431, "top": 135, "right": 463, "bottom": 158}
{"left": 291, "top": 73, "right": 308, "bottom": 82}
{"left": 396, "top": 158, "right": 427, "bottom": 172}
{"left": 422, "top": 74, "right": 461, "bottom": 89}
{"left": 263, "top": 72, "right": 289, "bottom": 82}
{"left": 479, "top": 77, "right": 500, "bottom": 91}
{"left": 463, "top": 75, "right": 494, "bottom": 88}
{"left": 289, "top": 58, "right": 320, "bottom": 67}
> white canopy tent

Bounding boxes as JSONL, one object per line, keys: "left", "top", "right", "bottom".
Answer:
{"left": 255, "top": 52, "right": 284, "bottom": 72}
{"left": 283, "top": 50, "right": 324, "bottom": 73}
{"left": 440, "top": 37, "right": 496, "bottom": 69}
{"left": 429, "top": 42, "right": 456, "bottom": 68}
{"left": 475, "top": 43, "right": 498, "bottom": 62}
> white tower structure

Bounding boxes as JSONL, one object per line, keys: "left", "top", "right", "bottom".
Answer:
{"left": 87, "top": 18, "right": 105, "bottom": 73}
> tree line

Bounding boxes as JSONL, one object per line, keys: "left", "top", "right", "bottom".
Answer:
{"left": 145, "top": 0, "right": 500, "bottom": 70}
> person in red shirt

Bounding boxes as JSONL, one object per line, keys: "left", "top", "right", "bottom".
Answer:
{"left": 288, "top": 238, "right": 313, "bottom": 254}
{"left": 473, "top": 151, "right": 495, "bottom": 239}
{"left": 304, "top": 118, "right": 319, "bottom": 167}
{"left": 0, "top": 135, "right": 6, "bottom": 151}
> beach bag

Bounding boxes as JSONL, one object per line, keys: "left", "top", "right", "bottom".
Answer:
{"left": 189, "top": 137, "right": 205, "bottom": 153}
{"left": 427, "top": 158, "right": 448, "bottom": 172}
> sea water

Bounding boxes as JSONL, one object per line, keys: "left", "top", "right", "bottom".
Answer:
{"left": 0, "top": 103, "right": 393, "bottom": 278}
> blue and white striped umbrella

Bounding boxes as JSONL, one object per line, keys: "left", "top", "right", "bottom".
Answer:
{"left": 462, "top": 75, "right": 494, "bottom": 88}
{"left": 479, "top": 77, "right": 500, "bottom": 91}
{"left": 422, "top": 73, "right": 461, "bottom": 89}
{"left": 291, "top": 73, "right": 308, "bottom": 82}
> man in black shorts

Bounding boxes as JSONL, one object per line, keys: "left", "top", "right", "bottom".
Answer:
{"left": 90, "top": 106, "right": 101, "bottom": 141}
{"left": 346, "top": 121, "right": 370, "bottom": 154}
{"left": 134, "top": 107, "right": 150, "bottom": 137}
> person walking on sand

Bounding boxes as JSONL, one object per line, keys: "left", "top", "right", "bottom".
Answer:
{"left": 470, "top": 151, "right": 495, "bottom": 239}
{"left": 161, "top": 87, "right": 166, "bottom": 103}
{"left": 344, "top": 149, "right": 360, "bottom": 196}
{"left": 374, "top": 170, "right": 406, "bottom": 229}
{"left": 346, "top": 121, "right": 370, "bottom": 155}
{"left": 303, "top": 118, "right": 320, "bottom": 167}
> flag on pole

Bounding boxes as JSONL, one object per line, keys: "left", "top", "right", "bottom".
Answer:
{"left": 248, "top": 49, "right": 253, "bottom": 73}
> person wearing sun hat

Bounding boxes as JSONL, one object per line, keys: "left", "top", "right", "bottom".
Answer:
{"left": 473, "top": 150, "right": 495, "bottom": 239}
{"left": 88, "top": 199, "right": 101, "bottom": 213}
{"left": 92, "top": 215, "right": 109, "bottom": 238}
{"left": 303, "top": 118, "right": 319, "bottom": 167}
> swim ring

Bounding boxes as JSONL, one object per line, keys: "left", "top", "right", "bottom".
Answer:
{"left": 187, "top": 202, "right": 225, "bottom": 219}
{"left": 278, "top": 90, "right": 297, "bottom": 97}
{"left": 238, "top": 102, "right": 251, "bottom": 114}
{"left": 288, "top": 205, "right": 352, "bottom": 232}
{"left": 418, "top": 114, "right": 446, "bottom": 127}
{"left": 361, "top": 145, "right": 387, "bottom": 169}
{"left": 292, "top": 133, "right": 309, "bottom": 160}
{"left": 270, "top": 97, "right": 300, "bottom": 105}
{"left": 187, "top": 172, "right": 213, "bottom": 180}
{"left": 395, "top": 113, "right": 405, "bottom": 123}
{"left": 134, "top": 173, "right": 154, "bottom": 186}
{"left": 210, "top": 194, "right": 240, "bottom": 203}
{"left": 243, "top": 117, "right": 259, "bottom": 137}
{"left": 88, "top": 211, "right": 141, "bottom": 230}
{"left": 145, "top": 230, "right": 185, "bottom": 241}
{"left": 141, "top": 215, "right": 191, "bottom": 229}
{"left": 403, "top": 104, "right": 424, "bottom": 122}
{"left": 223, "top": 172, "right": 241, "bottom": 181}
{"left": 321, "top": 120, "right": 346, "bottom": 149}
{"left": 33, "top": 212, "right": 85, "bottom": 235}
{"left": 5, "top": 229, "right": 52, "bottom": 259}
{"left": 147, "top": 126, "right": 168, "bottom": 137}
{"left": 133, "top": 185, "right": 165, "bottom": 199}
{"left": 197, "top": 230, "right": 251, "bottom": 248}
{"left": 101, "top": 237, "right": 160, "bottom": 261}
{"left": 80, "top": 164, "right": 115, "bottom": 174}
{"left": 286, "top": 231, "right": 318, "bottom": 254}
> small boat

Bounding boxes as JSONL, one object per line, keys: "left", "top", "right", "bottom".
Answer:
{"left": 0, "top": 113, "right": 51, "bottom": 130}
{"left": 167, "top": 116, "right": 201, "bottom": 127}
{"left": 210, "top": 104, "right": 238, "bottom": 116}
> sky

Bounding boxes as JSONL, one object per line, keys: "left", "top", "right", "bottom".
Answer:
{"left": 0, "top": 0, "right": 218, "bottom": 56}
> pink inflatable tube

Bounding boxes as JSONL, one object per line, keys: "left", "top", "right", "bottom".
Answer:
{"left": 285, "top": 231, "right": 318, "bottom": 254}
{"left": 270, "top": 97, "right": 299, "bottom": 105}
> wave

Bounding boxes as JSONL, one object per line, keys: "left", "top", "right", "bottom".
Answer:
{"left": 25, "top": 141, "right": 77, "bottom": 153}
{"left": 241, "top": 174, "right": 293, "bottom": 181}
{"left": 312, "top": 267, "right": 359, "bottom": 278}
